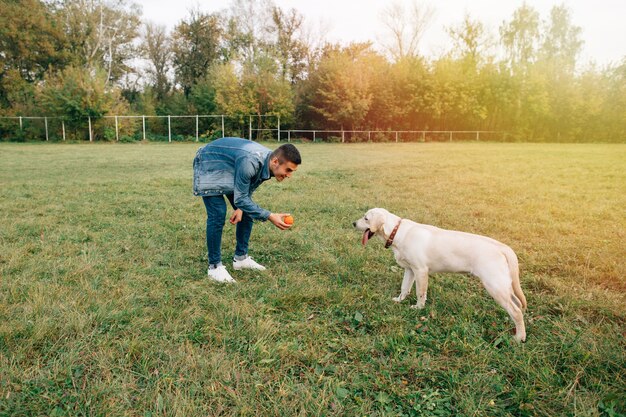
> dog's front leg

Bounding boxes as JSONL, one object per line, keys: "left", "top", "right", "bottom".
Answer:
{"left": 393, "top": 268, "right": 414, "bottom": 302}
{"left": 411, "top": 268, "right": 429, "bottom": 309}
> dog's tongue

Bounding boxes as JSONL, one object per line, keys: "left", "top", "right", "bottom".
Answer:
{"left": 362, "top": 229, "right": 371, "bottom": 246}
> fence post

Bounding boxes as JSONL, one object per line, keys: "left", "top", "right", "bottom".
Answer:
{"left": 277, "top": 115, "right": 281, "bottom": 141}
{"left": 249, "top": 116, "right": 252, "bottom": 140}
{"left": 88, "top": 117, "right": 93, "bottom": 142}
{"left": 44, "top": 117, "right": 49, "bottom": 141}
{"left": 342, "top": 130, "right": 345, "bottom": 143}
{"left": 168, "top": 115, "right": 171, "bottom": 142}
{"left": 396, "top": 131, "right": 398, "bottom": 143}
{"left": 476, "top": 131, "right": 480, "bottom": 141}
{"left": 142, "top": 116, "right": 146, "bottom": 141}
{"left": 115, "top": 116, "right": 119, "bottom": 141}
{"left": 313, "top": 131, "right": 316, "bottom": 142}
{"left": 195, "top": 115, "right": 199, "bottom": 142}
{"left": 449, "top": 131, "right": 452, "bottom": 141}
{"left": 422, "top": 131, "right": 425, "bottom": 142}
{"left": 288, "top": 130, "right": 291, "bottom": 142}
{"left": 19, "top": 116, "right": 23, "bottom": 131}
{"left": 221, "top": 115, "right": 225, "bottom": 138}
{"left": 62, "top": 120, "right": 66, "bottom": 141}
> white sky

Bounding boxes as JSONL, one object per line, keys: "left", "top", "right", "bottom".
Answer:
{"left": 135, "top": 0, "right": 625, "bottom": 68}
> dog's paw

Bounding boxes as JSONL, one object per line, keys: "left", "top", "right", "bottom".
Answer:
{"left": 392, "top": 295, "right": 405, "bottom": 303}
{"left": 410, "top": 303, "right": 426, "bottom": 310}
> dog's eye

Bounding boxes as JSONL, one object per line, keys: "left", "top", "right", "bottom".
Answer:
{"left": 364, "top": 216, "right": 368, "bottom": 221}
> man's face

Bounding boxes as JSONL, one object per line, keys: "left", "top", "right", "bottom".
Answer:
{"left": 270, "top": 158, "right": 298, "bottom": 181}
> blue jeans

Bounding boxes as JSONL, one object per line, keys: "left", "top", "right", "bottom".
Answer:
{"left": 202, "top": 195, "right": 253, "bottom": 266}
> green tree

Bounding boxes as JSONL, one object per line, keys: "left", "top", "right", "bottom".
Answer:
{"left": 268, "top": 6, "right": 309, "bottom": 83}
{"left": 365, "top": 56, "right": 430, "bottom": 131}
{"left": 0, "top": 69, "right": 37, "bottom": 116}
{"left": 189, "top": 73, "right": 217, "bottom": 115}
{"left": 37, "top": 65, "right": 129, "bottom": 139}
{"left": 171, "top": 9, "right": 224, "bottom": 96}
{"left": 0, "top": 0, "right": 68, "bottom": 107}
{"left": 474, "top": 62, "right": 516, "bottom": 132}
{"left": 536, "top": 5, "right": 584, "bottom": 140}
{"left": 141, "top": 22, "right": 172, "bottom": 101}
{"left": 242, "top": 52, "right": 295, "bottom": 133}
{"left": 58, "top": 0, "right": 141, "bottom": 84}
{"left": 308, "top": 43, "right": 375, "bottom": 131}
{"left": 212, "top": 53, "right": 294, "bottom": 138}
{"left": 223, "top": 0, "right": 272, "bottom": 65}
{"left": 539, "top": 5, "right": 583, "bottom": 77}
{"left": 500, "top": 4, "right": 540, "bottom": 76}
{"left": 213, "top": 63, "right": 254, "bottom": 117}
{"left": 596, "top": 60, "right": 626, "bottom": 142}
{"left": 447, "top": 13, "right": 493, "bottom": 69}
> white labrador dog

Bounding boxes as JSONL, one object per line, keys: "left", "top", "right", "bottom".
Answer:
{"left": 354, "top": 208, "right": 527, "bottom": 342}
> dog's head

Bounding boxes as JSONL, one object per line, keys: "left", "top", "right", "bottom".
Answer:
{"left": 353, "top": 208, "right": 391, "bottom": 246}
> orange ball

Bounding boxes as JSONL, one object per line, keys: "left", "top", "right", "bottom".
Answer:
{"left": 283, "top": 215, "right": 294, "bottom": 225}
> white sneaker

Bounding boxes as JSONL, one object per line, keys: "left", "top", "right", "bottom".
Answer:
{"left": 233, "top": 256, "right": 266, "bottom": 271}
{"left": 207, "top": 265, "right": 236, "bottom": 283}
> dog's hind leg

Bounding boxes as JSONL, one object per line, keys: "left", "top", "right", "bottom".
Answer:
{"left": 393, "top": 268, "right": 415, "bottom": 302}
{"left": 482, "top": 277, "right": 526, "bottom": 342}
{"left": 411, "top": 268, "right": 429, "bottom": 309}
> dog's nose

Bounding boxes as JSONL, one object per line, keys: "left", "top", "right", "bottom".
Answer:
{"left": 352, "top": 221, "right": 356, "bottom": 227}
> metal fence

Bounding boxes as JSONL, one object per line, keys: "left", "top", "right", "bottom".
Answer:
{"left": 0, "top": 114, "right": 503, "bottom": 142}
{"left": 282, "top": 129, "right": 502, "bottom": 142}
{"left": 0, "top": 114, "right": 279, "bottom": 142}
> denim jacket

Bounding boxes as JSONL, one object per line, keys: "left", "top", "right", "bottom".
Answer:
{"left": 193, "top": 137, "right": 273, "bottom": 220}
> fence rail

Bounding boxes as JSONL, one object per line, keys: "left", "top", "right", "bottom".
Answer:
{"left": 0, "top": 115, "right": 502, "bottom": 143}
{"left": 283, "top": 129, "right": 501, "bottom": 142}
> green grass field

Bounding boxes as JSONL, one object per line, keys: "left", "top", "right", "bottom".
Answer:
{"left": 1, "top": 142, "right": 624, "bottom": 416}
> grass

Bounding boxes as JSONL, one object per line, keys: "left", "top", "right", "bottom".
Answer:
{"left": 0, "top": 141, "right": 624, "bottom": 416}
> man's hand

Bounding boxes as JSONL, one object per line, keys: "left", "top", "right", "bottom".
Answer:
{"left": 268, "top": 213, "right": 293, "bottom": 230}
{"left": 229, "top": 209, "right": 243, "bottom": 224}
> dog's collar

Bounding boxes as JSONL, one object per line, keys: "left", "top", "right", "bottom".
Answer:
{"left": 385, "top": 219, "right": 402, "bottom": 249}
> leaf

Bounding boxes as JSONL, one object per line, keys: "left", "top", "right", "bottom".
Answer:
{"left": 336, "top": 387, "right": 349, "bottom": 399}
{"left": 354, "top": 311, "right": 364, "bottom": 323}
{"left": 376, "top": 391, "right": 391, "bottom": 404}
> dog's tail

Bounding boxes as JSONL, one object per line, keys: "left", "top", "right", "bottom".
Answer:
{"left": 503, "top": 247, "right": 527, "bottom": 311}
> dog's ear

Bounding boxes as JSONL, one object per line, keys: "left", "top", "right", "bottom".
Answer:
{"left": 368, "top": 210, "right": 385, "bottom": 233}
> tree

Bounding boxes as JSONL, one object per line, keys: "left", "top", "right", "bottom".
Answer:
{"left": 141, "top": 22, "right": 172, "bottom": 101}
{"left": 268, "top": 6, "right": 309, "bottom": 84}
{"left": 379, "top": 0, "right": 435, "bottom": 61}
{"left": 58, "top": 0, "right": 141, "bottom": 84}
{"left": 539, "top": 4, "right": 583, "bottom": 78}
{"left": 242, "top": 52, "right": 294, "bottom": 123}
{"left": 499, "top": 4, "right": 541, "bottom": 75}
{"left": 171, "top": 9, "right": 224, "bottom": 96}
{"left": 599, "top": 60, "right": 626, "bottom": 142}
{"left": 189, "top": 73, "right": 218, "bottom": 115}
{"left": 365, "top": 55, "right": 429, "bottom": 131}
{"left": 0, "top": 0, "right": 69, "bottom": 106}
{"left": 308, "top": 43, "right": 376, "bottom": 130}
{"left": 447, "top": 13, "right": 493, "bottom": 69}
{"left": 533, "top": 5, "right": 583, "bottom": 140}
{"left": 0, "top": 69, "right": 37, "bottom": 115}
{"left": 37, "top": 65, "right": 129, "bottom": 139}
{"left": 223, "top": 0, "right": 274, "bottom": 65}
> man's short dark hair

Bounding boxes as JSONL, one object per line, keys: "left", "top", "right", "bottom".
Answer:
{"left": 272, "top": 143, "right": 301, "bottom": 165}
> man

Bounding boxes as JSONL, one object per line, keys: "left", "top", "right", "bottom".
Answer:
{"left": 193, "top": 137, "right": 301, "bottom": 283}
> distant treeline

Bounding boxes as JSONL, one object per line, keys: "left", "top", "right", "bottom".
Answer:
{"left": 1, "top": 0, "right": 624, "bottom": 142}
